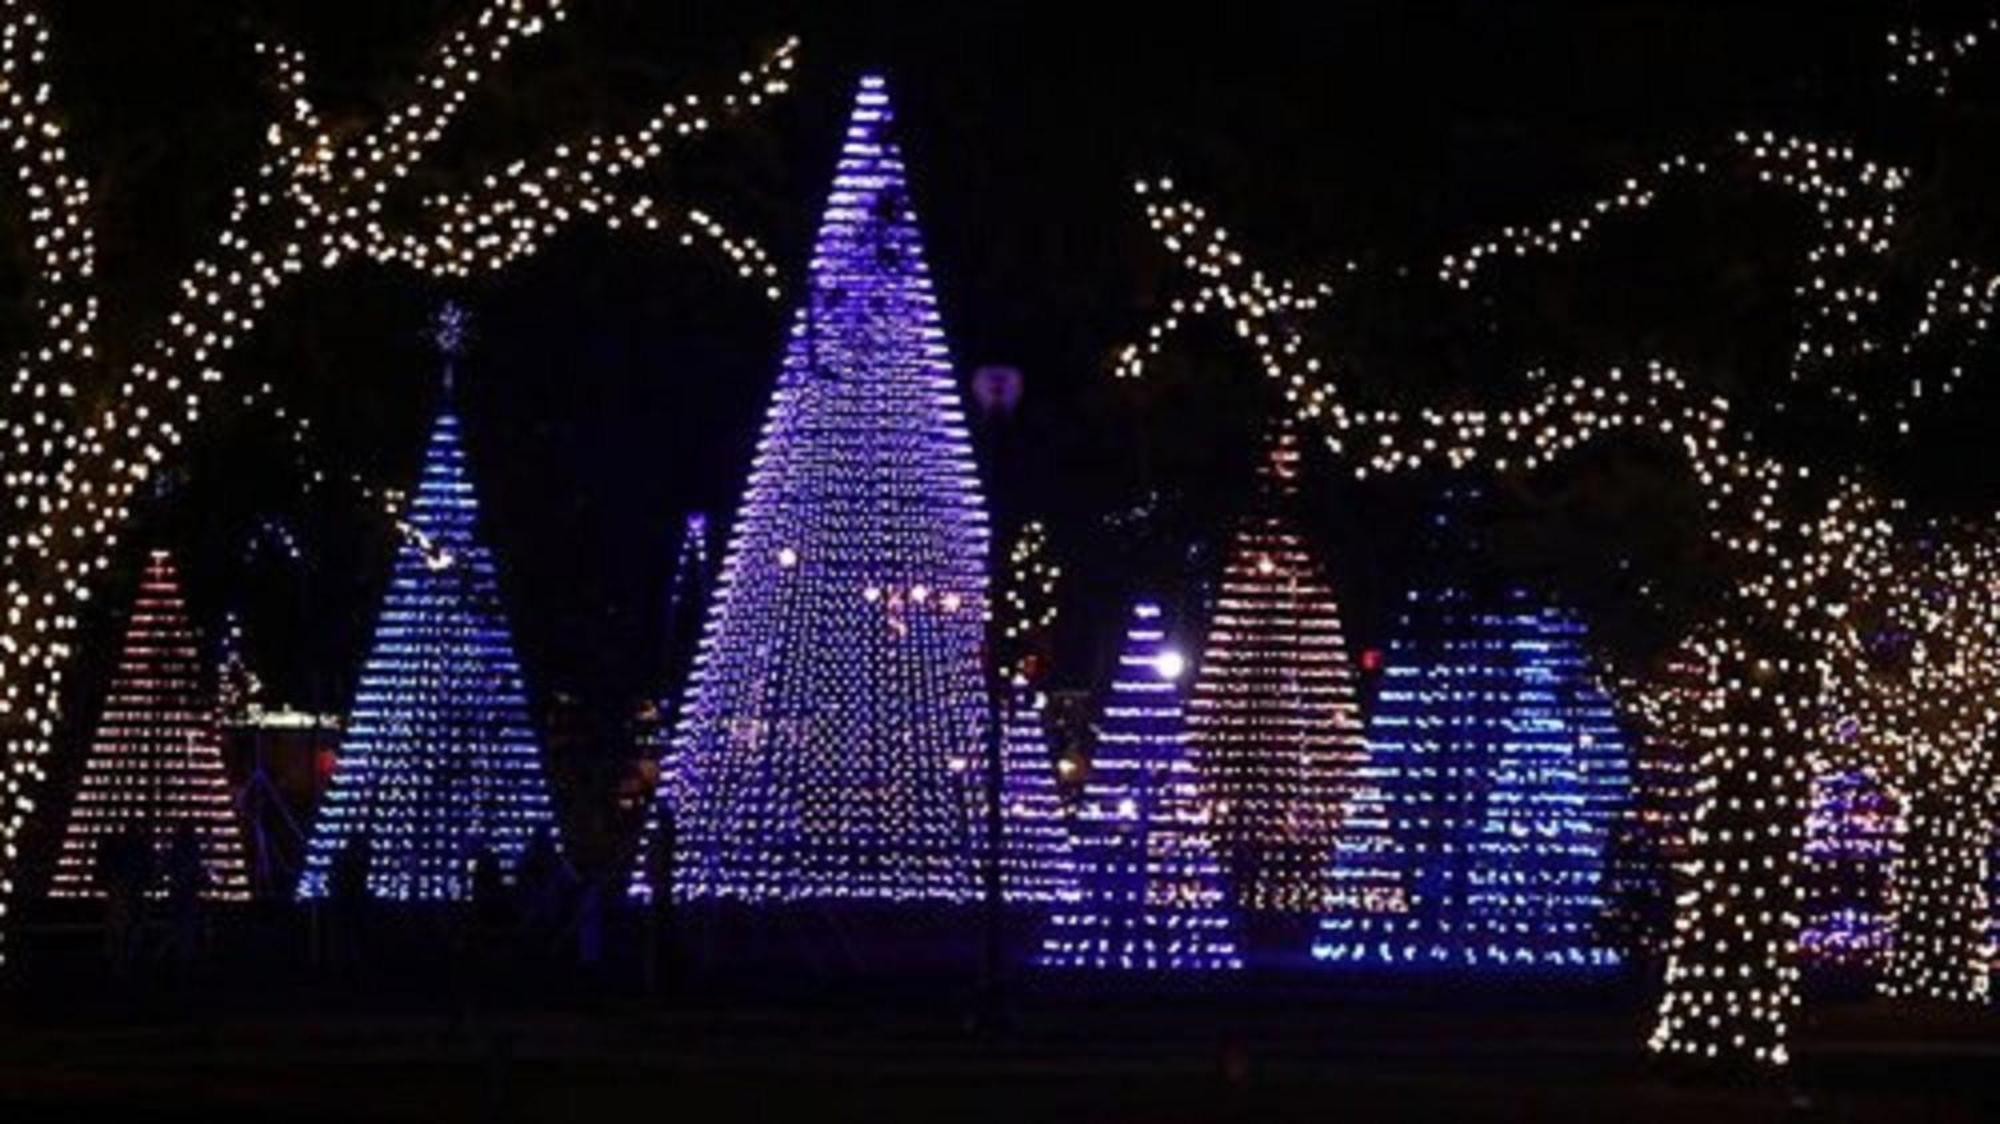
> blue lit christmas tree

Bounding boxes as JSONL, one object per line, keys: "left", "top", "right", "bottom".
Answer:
{"left": 659, "top": 511, "right": 712, "bottom": 710}
{"left": 1038, "top": 601, "right": 1242, "bottom": 971}
{"left": 1800, "top": 766, "right": 1901, "bottom": 970}
{"left": 298, "top": 306, "right": 559, "bottom": 902}
{"left": 1313, "top": 504, "right": 1632, "bottom": 970}
{"left": 631, "top": 74, "right": 990, "bottom": 905}
{"left": 992, "top": 676, "right": 1077, "bottom": 904}
{"left": 643, "top": 511, "right": 713, "bottom": 792}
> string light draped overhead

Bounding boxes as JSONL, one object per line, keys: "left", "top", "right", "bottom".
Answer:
{"left": 50, "top": 550, "right": 250, "bottom": 902}
{"left": 631, "top": 74, "right": 992, "bottom": 906}
{"left": 298, "top": 315, "right": 560, "bottom": 902}
{"left": 1038, "top": 601, "right": 1243, "bottom": 972}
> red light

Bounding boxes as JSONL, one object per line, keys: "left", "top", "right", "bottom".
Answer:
{"left": 1360, "top": 648, "right": 1383, "bottom": 673}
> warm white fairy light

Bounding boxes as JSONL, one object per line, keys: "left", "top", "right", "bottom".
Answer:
{"left": 1887, "top": 15, "right": 2000, "bottom": 96}
{"left": 999, "top": 519, "right": 1060, "bottom": 675}
{"left": 1120, "top": 180, "right": 2000, "bottom": 1067}
{"left": 1814, "top": 519, "right": 2000, "bottom": 1005}
{"left": 0, "top": 0, "right": 797, "bottom": 963}
{"left": 1427, "top": 128, "right": 2000, "bottom": 429}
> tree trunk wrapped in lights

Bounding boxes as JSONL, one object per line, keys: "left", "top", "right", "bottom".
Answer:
{"left": 1116, "top": 179, "right": 1997, "bottom": 1066}
{"left": 1186, "top": 427, "right": 1366, "bottom": 917}
{"left": 630, "top": 75, "right": 991, "bottom": 906}
{"left": 0, "top": 0, "right": 796, "bottom": 962}
{"left": 50, "top": 549, "right": 250, "bottom": 902}
{"left": 1647, "top": 644, "right": 1810, "bottom": 1067}
{"left": 1880, "top": 756, "right": 1992, "bottom": 1003}
{"left": 1816, "top": 532, "right": 2000, "bottom": 1007}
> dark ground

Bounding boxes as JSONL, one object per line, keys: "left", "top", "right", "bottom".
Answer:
{"left": 1, "top": 907, "right": 1996, "bottom": 1122}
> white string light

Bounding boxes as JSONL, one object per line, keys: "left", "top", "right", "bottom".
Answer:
{"left": 0, "top": 0, "right": 797, "bottom": 963}
{"left": 1118, "top": 179, "right": 2000, "bottom": 1067}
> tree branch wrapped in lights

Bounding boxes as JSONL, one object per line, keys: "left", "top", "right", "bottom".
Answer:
{"left": 1118, "top": 178, "right": 2000, "bottom": 1067}
{"left": 0, "top": 0, "right": 796, "bottom": 961}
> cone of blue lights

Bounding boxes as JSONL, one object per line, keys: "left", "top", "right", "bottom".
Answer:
{"left": 1038, "top": 600, "right": 1243, "bottom": 972}
{"left": 1313, "top": 497, "right": 1633, "bottom": 971}
{"left": 298, "top": 308, "right": 560, "bottom": 902}
{"left": 631, "top": 74, "right": 990, "bottom": 906}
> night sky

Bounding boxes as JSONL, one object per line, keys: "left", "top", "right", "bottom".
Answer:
{"left": 37, "top": 2, "right": 2000, "bottom": 761}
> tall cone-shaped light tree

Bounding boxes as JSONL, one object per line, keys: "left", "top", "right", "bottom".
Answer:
{"left": 1185, "top": 425, "right": 1366, "bottom": 916}
{"left": 1311, "top": 518, "right": 1633, "bottom": 973}
{"left": 992, "top": 675, "right": 1076, "bottom": 904}
{"left": 298, "top": 322, "right": 559, "bottom": 902}
{"left": 0, "top": 0, "right": 796, "bottom": 960}
{"left": 632, "top": 75, "right": 992, "bottom": 905}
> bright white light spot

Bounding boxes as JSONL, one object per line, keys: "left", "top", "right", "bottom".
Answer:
{"left": 1155, "top": 649, "right": 1186, "bottom": 680}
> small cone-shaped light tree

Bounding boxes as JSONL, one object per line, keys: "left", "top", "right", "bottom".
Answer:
{"left": 632, "top": 74, "right": 990, "bottom": 904}
{"left": 51, "top": 549, "right": 251, "bottom": 900}
{"left": 991, "top": 676, "right": 1076, "bottom": 904}
{"left": 1038, "top": 600, "right": 1242, "bottom": 971}
{"left": 1314, "top": 499, "right": 1632, "bottom": 970}
{"left": 1186, "top": 426, "right": 1366, "bottom": 915}
{"left": 298, "top": 309, "right": 559, "bottom": 902}
{"left": 645, "top": 511, "right": 714, "bottom": 792}
{"left": 659, "top": 511, "right": 713, "bottom": 711}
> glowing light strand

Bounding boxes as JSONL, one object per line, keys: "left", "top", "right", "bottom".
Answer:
{"left": 0, "top": 0, "right": 796, "bottom": 958}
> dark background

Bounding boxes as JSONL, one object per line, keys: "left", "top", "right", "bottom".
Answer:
{"left": 23, "top": 2, "right": 2000, "bottom": 784}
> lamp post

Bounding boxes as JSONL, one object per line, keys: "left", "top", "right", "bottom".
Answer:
{"left": 969, "top": 364, "right": 1023, "bottom": 1030}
